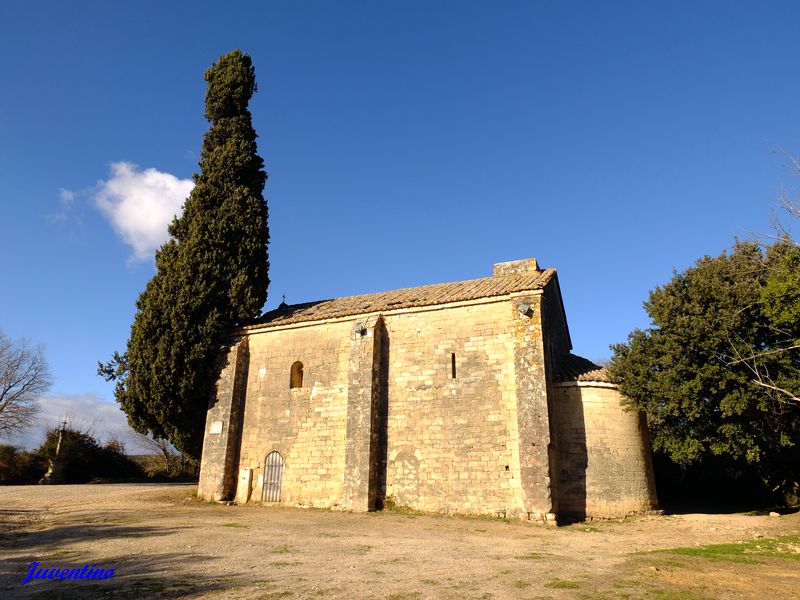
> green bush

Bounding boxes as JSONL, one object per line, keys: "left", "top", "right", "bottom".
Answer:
{"left": 0, "top": 444, "right": 47, "bottom": 484}
{"left": 35, "top": 428, "right": 144, "bottom": 483}
{"left": 0, "top": 428, "right": 145, "bottom": 485}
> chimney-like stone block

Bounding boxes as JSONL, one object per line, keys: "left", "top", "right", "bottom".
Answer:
{"left": 493, "top": 258, "right": 540, "bottom": 277}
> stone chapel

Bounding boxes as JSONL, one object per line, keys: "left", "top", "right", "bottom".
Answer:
{"left": 198, "top": 258, "right": 658, "bottom": 522}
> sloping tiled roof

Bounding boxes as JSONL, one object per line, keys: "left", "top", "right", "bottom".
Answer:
{"left": 248, "top": 268, "right": 556, "bottom": 328}
{"left": 557, "top": 353, "right": 612, "bottom": 383}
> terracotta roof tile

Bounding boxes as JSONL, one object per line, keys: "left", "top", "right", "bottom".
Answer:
{"left": 557, "top": 354, "right": 612, "bottom": 383}
{"left": 248, "top": 268, "right": 556, "bottom": 328}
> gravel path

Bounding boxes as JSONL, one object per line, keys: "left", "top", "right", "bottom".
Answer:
{"left": 0, "top": 484, "right": 798, "bottom": 599}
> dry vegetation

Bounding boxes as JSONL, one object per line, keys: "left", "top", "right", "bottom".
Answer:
{"left": 0, "top": 484, "right": 798, "bottom": 599}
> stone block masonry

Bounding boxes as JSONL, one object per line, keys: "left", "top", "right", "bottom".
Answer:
{"left": 383, "top": 299, "right": 531, "bottom": 517}
{"left": 235, "top": 321, "right": 352, "bottom": 508}
{"left": 197, "top": 258, "right": 659, "bottom": 521}
{"left": 554, "top": 381, "right": 658, "bottom": 519}
{"left": 198, "top": 337, "right": 249, "bottom": 501}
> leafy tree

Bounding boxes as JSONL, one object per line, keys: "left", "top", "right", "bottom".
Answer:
{"left": 736, "top": 241, "right": 800, "bottom": 404}
{"left": 0, "top": 329, "right": 52, "bottom": 436}
{"left": 1, "top": 428, "right": 143, "bottom": 485}
{"left": 609, "top": 240, "right": 800, "bottom": 505}
{"left": 37, "top": 427, "right": 143, "bottom": 483}
{"left": 100, "top": 50, "right": 269, "bottom": 457}
{"left": 0, "top": 444, "right": 47, "bottom": 484}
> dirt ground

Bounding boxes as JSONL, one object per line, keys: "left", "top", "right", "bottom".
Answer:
{"left": 0, "top": 484, "right": 798, "bottom": 599}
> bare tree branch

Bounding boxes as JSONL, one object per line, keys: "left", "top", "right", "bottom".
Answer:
{"left": 750, "top": 379, "right": 800, "bottom": 403}
{"left": 725, "top": 344, "right": 800, "bottom": 365}
{"left": 724, "top": 329, "right": 800, "bottom": 408}
{"left": 132, "top": 431, "right": 174, "bottom": 472}
{"left": 0, "top": 329, "right": 53, "bottom": 435}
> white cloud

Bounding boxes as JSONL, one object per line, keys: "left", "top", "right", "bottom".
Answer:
{"left": 0, "top": 393, "right": 144, "bottom": 453}
{"left": 47, "top": 187, "right": 79, "bottom": 223}
{"left": 58, "top": 188, "right": 76, "bottom": 204}
{"left": 94, "top": 162, "right": 194, "bottom": 262}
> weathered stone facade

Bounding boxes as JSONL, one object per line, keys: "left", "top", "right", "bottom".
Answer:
{"left": 553, "top": 379, "right": 658, "bottom": 519}
{"left": 198, "top": 258, "right": 658, "bottom": 521}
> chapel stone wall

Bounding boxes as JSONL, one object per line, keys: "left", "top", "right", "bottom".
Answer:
{"left": 198, "top": 338, "right": 249, "bottom": 501}
{"left": 234, "top": 320, "right": 354, "bottom": 508}
{"left": 554, "top": 382, "right": 658, "bottom": 519}
{"left": 197, "top": 259, "right": 653, "bottom": 520}
{"left": 382, "top": 299, "right": 550, "bottom": 517}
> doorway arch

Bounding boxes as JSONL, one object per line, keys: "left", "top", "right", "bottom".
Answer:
{"left": 262, "top": 451, "right": 284, "bottom": 502}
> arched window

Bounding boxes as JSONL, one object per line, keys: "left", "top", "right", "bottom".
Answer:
{"left": 290, "top": 361, "right": 303, "bottom": 389}
{"left": 262, "top": 451, "right": 284, "bottom": 502}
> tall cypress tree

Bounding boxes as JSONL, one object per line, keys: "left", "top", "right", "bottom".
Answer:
{"left": 101, "top": 51, "right": 268, "bottom": 457}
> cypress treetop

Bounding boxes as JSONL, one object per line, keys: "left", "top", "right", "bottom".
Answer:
{"left": 100, "top": 50, "right": 269, "bottom": 457}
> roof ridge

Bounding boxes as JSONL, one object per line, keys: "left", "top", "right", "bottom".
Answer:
{"left": 247, "top": 268, "right": 557, "bottom": 328}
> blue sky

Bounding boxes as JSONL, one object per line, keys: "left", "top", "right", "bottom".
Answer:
{"left": 2, "top": 1, "right": 799, "bottom": 449}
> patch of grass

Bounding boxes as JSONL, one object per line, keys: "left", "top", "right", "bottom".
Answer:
{"left": 661, "top": 535, "right": 800, "bottom": 563}
{"left": 544, "top": 578, "right": 582, "bottom": 589}
{"left": 612, "top": 578, "right": 649, "bottom": 589}
{"left": 381, "top": 496, "right": 423, "bottom": 516}
{"left": 270, "top": 560, "right": 302, "bottom": 567}
{"left": 420, "top": 579, "right": 439, "bottom": 585}
{"left": 385, "top": 505, "right": 425, "bottom": 518}
{"left": 459, "top": 511, "right": 510, "bottom": 521}
{"left": 564, "top": 520, "right": 601, "bottom": 532}
{"left": 220, "top": 522, "right": 247, "bottom": 528}
{"left": 270, "top": 544, "right": 294, "bottom": 554}
{"left": 662, "top": 545, "right": 754, "bottom": 564}
{"left": 310, "top": 588, "right": 342, "bottom": 597}
{"left": 381, "top": 497, "right": 509, "bottom": 522}
{"left": 353, "top": 543, "right": 373, "bottom": 554}
{"left": 641, "top": 557, "right": 684, "bottom": 569}
{"left": 258, "top": 592, "right": 292, "bottom": 599}
{"left": 606, "top": 568, "right": 730, "bottom": 600}
{"left": 515, "top": 551, "right": 548, "bottom": 560}
{"left": 254, "top": 579, "right": 278, "bottom": 588}
{"left": 385, "top": 593, "right": 421, "bottom": 600}
{"left": 446, "top": 579, "right": 472, "bottom": 590}
{"left": 513, "top": 579, "right": 530, "bottom": 589}
{"left": 645, "top": 590, "right": 716, "bottom": 600}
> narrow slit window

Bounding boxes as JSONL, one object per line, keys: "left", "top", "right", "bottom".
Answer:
{"left": 290, "top": 361, "right": 303, "bottom": 389}
{"left": 450, "top": 353, "right": 456, "bottom": 379}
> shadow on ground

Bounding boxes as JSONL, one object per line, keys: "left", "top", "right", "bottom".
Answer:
{"left": 0, "top": 518, "right": 235, "bottom": 599}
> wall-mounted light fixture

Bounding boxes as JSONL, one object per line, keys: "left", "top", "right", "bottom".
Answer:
{"left": 518, "top": 303, "right": 531, "bottom": 316}
{"left": 354, "top": 323, "right": 367, "bottom": 336}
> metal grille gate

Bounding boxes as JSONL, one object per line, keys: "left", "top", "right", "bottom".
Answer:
{"left": 262, "top": 451, "right": 284, "bottom": 502}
